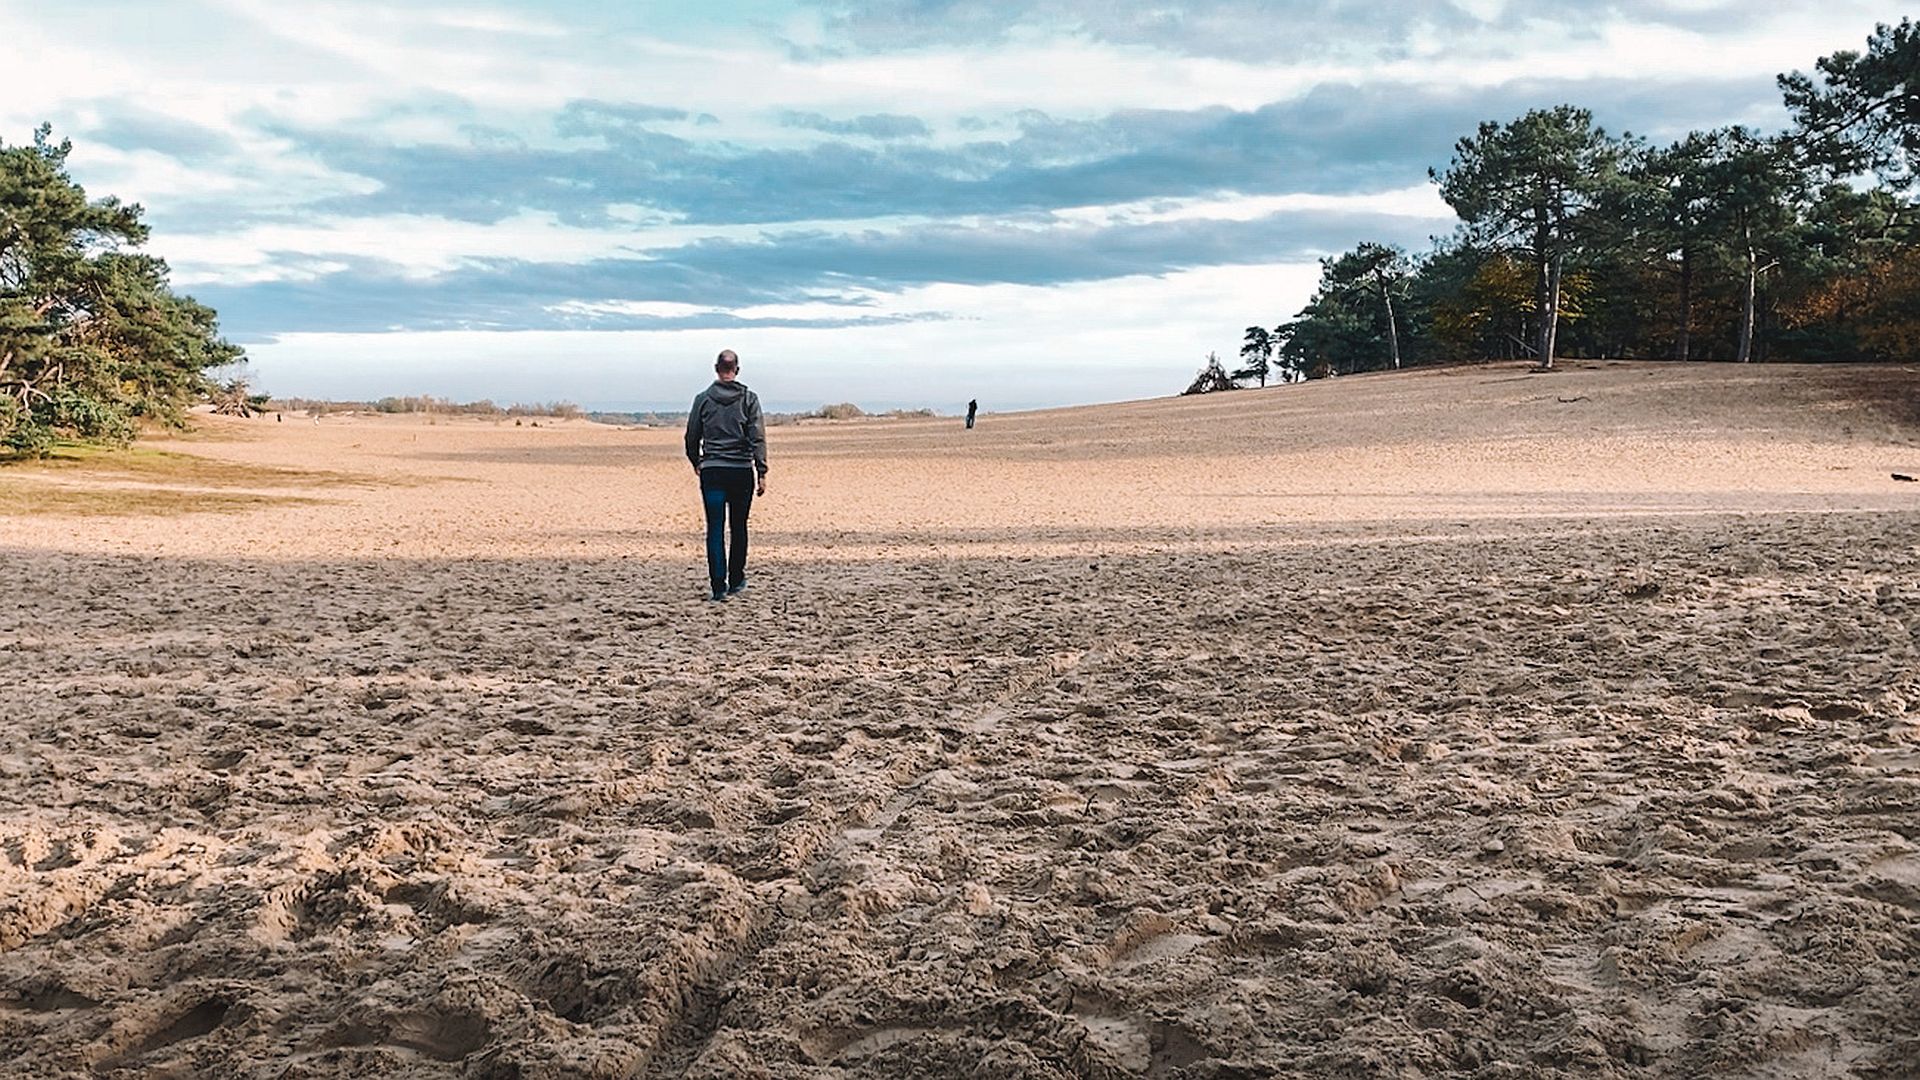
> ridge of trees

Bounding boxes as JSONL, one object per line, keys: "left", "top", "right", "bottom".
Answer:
{"left": 2, "top": 125, "right": 242, "bottom": 456}
{"left": 281, "top": 396, "right": 585, "bottom": 419}
{"left": 1202, "top": 20, "right": 1920, "bottom": 389}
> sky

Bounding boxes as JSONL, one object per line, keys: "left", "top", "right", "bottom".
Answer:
{"left": 0, "top": 1, "right": 1894, "bottom": 411}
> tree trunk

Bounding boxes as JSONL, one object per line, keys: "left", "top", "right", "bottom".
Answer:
{"left": 1533, "top": 233, "right": 1553, "bottom": 368}
{"left": 1676, "top": 247, "right": 1692, "bottom": 361}
{"left": 1382, "top": 288, "right": 1401, "bottom": 370}
{"left": 1542, "top": 253, "right": 1564, "bottom": 369}
{"left": 1737, "top": 222, "right": 1756, "bottom": 364}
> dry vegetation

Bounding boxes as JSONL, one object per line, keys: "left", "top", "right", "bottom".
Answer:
{"left": 0, "top": 442, "right": 416, "bottom": 520}
{"left": 0, "top": 482, "right": 309, "bottom": 518}
{"left": 10, "top": 444, "right": 364, "bottom": 488}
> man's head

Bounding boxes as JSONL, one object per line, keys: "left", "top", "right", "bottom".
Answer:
{"left": 715, "top": 349, "right": 739, "bottom": 381}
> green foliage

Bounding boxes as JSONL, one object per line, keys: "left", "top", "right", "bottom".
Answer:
{"left": 1281, "top": 282, "right": 1383, "bottom": 378}
{"left": 1248, "top": 23, "right": 1920, "bottom": 377}
{"left": 1782, "top": 19, "right": 1920, "bottom": 186}
{"left": 1270, "top": 241, "right": 1427, "bottom": 378}
{"left": 0, "top": 124, "right": 240, "bottom": 456}
{"left": 0, "top": 395, "right": 50, "bottom": 456}
{"left": 1322, "top": 242, "right": 1411, "bottom": 369}
{"left": 1432, "top": 106, "right": 1633, "bottom": 366}
{"left": 1235, "top": 326, "right": 1274, "bottom": 386}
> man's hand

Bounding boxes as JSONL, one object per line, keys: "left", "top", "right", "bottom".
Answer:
{"left": 756, "top": 475, "right": 767, "bottom": 496}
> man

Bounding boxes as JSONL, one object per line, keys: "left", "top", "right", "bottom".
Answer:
{"left": 684, "top": 349, "right": 768, "bottom": 601}
{"left": 966, "top": 398, "right": 978, "bottom": 430}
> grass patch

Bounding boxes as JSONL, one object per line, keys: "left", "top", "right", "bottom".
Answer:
{"left": 138, "top": 420, "right": 257, "bottom": 444}
{"left": 2, "top": 443, "right": 369, "bottom": 488}
{"left": 0, "top": 478, "right": 322, "bottom": 517}
{"left": 0, "top": 442, "right": 354, "bottom": 517}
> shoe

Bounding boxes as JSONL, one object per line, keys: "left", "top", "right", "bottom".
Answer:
{"left": 727, "top": 579, "right": 748, "bottom": 595}
{"left": 709, "top": 589, "right": 727, "bottom": 602}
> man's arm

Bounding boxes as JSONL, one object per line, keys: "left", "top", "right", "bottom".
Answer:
{"left": 684, "top": 396, "right": 703, "bottom": 471}
{"left": 747, "top": 393, "right": 768, "bottom": 478}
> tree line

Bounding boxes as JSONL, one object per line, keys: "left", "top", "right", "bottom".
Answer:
{"left": 283, "top": 396, "right": 586, "bottom": 419}
{"left": 1, "top": 125, "right": 242, "bottom": 455}
{"left": 1210, "top": 20, "right": 1920, "bottom": 389}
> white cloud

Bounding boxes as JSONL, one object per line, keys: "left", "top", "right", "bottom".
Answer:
{"left": 62, "top": 141, "right": 378, "bottom": 222}
{"left": 0, "top": 0, "right": 1896, "bottom": 407}
{"left": 427, "top": 9, "right": 568, "bottom": 37}
{"left": 1051, "top": 184, "right": 1456, "bottom": 228}
{"left": 158, "top": 212, "right": 627, "bottom": 284}
{"left": 1451, "top": 0, "right": 1508, "bottom": 21}
{"left": 154, "top": 183, "right": 1453, "bottom": 289}
{"left": 246, "top": 262, "right": 1324, "bottom": 409}
{"left": 544, "top": 299, "right": 713, "bottom": 319}
{"left": 155, "top": 209, "right": 948, "bottom": 286}
{"left": 7, "top": 2, "right": 1893, "bottom": 150}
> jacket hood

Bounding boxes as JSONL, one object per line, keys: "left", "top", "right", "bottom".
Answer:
{"left": 706, "top": 379, "right": 749, "bottom": 403}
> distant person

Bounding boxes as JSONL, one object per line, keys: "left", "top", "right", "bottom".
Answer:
{"left": 685, "top": 349, "right": 768, "bottom": 601}
{"left": 966, "top": 398, "right": 978, "bottom": 430}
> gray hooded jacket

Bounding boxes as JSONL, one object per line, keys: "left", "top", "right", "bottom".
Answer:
{"left": 685, "top": 379, "right": 768, "bottom": 475}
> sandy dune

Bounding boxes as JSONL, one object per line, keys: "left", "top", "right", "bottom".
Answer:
{"left": 2, "top": 361, "right": 1918, "bottom": 1078}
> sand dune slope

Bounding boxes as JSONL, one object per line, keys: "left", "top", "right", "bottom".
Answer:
{"left": 2, "top": 362, "right": 1918, "bottom": 1078}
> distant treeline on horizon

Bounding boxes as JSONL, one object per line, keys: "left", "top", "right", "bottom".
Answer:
{"left": 1213, "top": 19, "right": 1920, "bottom": 392}
{"left": 263, "top": 397, "right": 940, "bottom": 427}
{"left": 274, "top": 396, "right": 586, "bottom": 420}
{"left": 596, "top": 402, "right": 942, "bottom": 426}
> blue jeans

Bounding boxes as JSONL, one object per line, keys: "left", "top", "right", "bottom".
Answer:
{"left": 700, "top": 467, "right": 755, "bottom": 592}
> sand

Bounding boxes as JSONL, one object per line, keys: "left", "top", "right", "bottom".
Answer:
{"left": 1, "top": 360, "right": 1917, "bottom": 1078}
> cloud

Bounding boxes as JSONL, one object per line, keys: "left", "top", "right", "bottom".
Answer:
{"left": 804, "top": 0, "right": 1471, "bottom": 60}
{"left": 801, "top": 0, "right": 1887, "bottom": 64}
{"left": 780, "top": 110, "right": 931, "bottom": 139}
{"left": 187, "top": 200, "right": 1448, "bottom": 338}
{"left": 556, "top": 100, "right": 693, "bottom": 135}
{"left": 240, "top": 262, "right": 1327, "bottom": 410}
{"left": 3, "top": 0, "right": 1897, "bottom": 407}
{"left": 242, "top": 73, "right": 1777, "bottom": 236}
{"left": 80, "top": 104, "right": 239, "bottom": 163}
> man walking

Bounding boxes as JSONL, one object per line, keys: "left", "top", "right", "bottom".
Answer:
{"left": 685, "top": 349, "right": 767, "bottom": 601}
{"left": 966, "top": 398, "right": 978, "bottom": 430}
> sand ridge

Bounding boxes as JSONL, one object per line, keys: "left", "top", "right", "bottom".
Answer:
{"left": 2, "top": 361, "right": 1918, "bottom": 1077}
